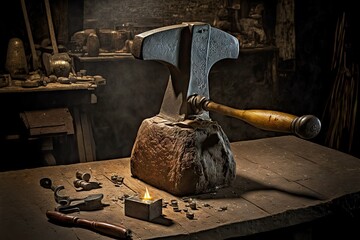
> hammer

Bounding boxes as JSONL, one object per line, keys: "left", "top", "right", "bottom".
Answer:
{"left": 131, "top": 22, "right": 320, "bottom": 139}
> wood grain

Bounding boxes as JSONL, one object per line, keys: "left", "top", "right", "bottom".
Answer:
{"left": 1, "top": 136, "right": 360, "bottom": 239}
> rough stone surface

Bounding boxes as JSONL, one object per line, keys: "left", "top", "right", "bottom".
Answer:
{"left": 130, "top": 116, "right": 236, "bottom": 196}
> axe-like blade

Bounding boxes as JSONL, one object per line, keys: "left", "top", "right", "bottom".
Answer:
{"left": 132, "top": 23, "right": 188, "bottom": 66}
{"left": 132, "top": 23, "right": 191, "bottom": 121}
{"left": 131, "top": 22, "right": 239, "bottom": 121}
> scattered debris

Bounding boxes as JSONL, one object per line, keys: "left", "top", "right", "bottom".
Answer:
{"left": 170, "top": 199, "right": 178, "bottom": 208}
{"left": 111, "top": 175, "right": 124, "bottom": 185}
{"left": 118, "top": 194, "right": 130, "bottom": 202}
{"left": 186, "top": 211, "right": 195, "bottom": 220}
{"left": 181, "top": 197, "right": 190, "bottom": 202}
{"left": 189, "top": 201, "right": 197, "bottom": 210}
{"left": 103, "top": 174, "right": 137, "bottom": 194}
{"left": 173, "top": 207, "right": 181, "bottom": 212}
{"left": 218, "top": 206, "right": 228, "bottom": 212}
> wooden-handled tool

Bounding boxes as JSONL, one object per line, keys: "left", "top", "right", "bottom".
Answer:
{"left": 42, "top": 0, "right": 72, "bottom": 77}
{"left": 132, "top": 22, "right": 320, "bottom": 140}
{"left": 20, "top": 0, "right": 40, "bottom": 70}
{"left": 188, "top": 95, "right": 321, "bottom": 139}
{"left": 44, "top": 0, "right": 58, "bottom": 54}
{"left": 46, "top": 210, "right": 131, "bottom": 239}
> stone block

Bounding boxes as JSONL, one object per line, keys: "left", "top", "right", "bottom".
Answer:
{"left": 130, "top": 116, "right": 236, "bottom": 196}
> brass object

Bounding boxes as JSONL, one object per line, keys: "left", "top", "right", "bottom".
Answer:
{"left": 50, "top": 60, "right": 71, "bottom": 77}
{"left": 5, "top": 38, "right": 28, "bottom": 78}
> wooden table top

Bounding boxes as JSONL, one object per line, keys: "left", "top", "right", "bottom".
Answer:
{"left": 1, "top": 136, "right": 360, "bottom": 240}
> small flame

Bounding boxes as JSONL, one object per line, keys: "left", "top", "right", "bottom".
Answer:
{"left": 143, "top": 187, "right": 152, "bottom": 200}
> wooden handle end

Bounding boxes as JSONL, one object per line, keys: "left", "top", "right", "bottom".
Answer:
{"left": 291, "top": 115, "right": 321, "bottom": 139}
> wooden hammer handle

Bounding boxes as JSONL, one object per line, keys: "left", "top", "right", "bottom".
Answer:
{"left": 46, "top": 211, "right": 131, "bottom": 239}
{"left": 189, "top": 95, "right": 321, "bottom": 139}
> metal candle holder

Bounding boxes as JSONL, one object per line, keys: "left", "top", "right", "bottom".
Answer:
{"left": 124, "top": 197, "right": 162, "bottom": 221}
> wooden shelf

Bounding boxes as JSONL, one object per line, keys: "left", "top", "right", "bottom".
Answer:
{"left": 0, "top": 82, "right": 97, "bottom": 94}
{"left": 70, "top": 52, "right": 135, "bottom": 62}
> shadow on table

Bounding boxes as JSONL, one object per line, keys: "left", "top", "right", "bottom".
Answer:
{"left": 189, "top": 174, "right": 326, "bottom": 201}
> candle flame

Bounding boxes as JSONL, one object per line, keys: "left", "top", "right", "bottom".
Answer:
{"left": 143, "top": 187, "right": 152, "bottom": 200}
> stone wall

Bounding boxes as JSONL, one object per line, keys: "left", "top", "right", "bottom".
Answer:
{"left": 83, "top": 0, "right": 221, "bottom": 32}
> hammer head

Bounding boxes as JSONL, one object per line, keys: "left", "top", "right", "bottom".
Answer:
{"left": 132, "top": 22, "right": 239, "bottom": 121}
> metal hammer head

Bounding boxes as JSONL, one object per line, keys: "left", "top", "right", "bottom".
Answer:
{"left": 132, "top": 22, "right": 239, "bottom": 121}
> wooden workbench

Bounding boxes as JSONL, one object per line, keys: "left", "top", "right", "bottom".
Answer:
{"left": 0, "top": 81, "right": 99, "bottom": 165}
{"left": 1, "top": 136, "right": 360, "bottom": 239}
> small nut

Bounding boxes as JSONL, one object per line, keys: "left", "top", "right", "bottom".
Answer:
{"left": 173, "top": 207, "right": 181, "bottom": 212}
{"left": 186, "top": 212, "right": 194, "bottom": 219}
{"left": 170, "top": 199, "right": 178, "bottom": 207}
{"left": 76, "top": 171, "right": 91, "bottom": 182}
{"left": 189, "top": 201, "right": 197, "bottom": 210}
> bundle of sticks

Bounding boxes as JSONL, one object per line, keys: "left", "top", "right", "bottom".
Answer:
{"left": 324, "top": 12, "right": 359, "bottom": 152}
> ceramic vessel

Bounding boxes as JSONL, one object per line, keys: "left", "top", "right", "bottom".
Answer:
{"left": 5, "top": 38, "right": 28, "bottom": 78}
{"left": 86, "top": 33, "right": 100, "bottom": 57}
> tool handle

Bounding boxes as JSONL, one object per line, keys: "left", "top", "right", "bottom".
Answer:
{"left": 44, "top": 0, "right": 58, "bottom": 54}
{"left": 46, "top": 210, "right": 131, "bottom": 239}
{"left": 203, "top": 100, "right": 321, "bottom": 139}
{"left": 20, "top": 0, "right": 40, "bottom": 70}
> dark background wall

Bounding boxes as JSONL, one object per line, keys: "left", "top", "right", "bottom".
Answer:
{"left": 83, "top": 0, "right": 221, "bottom": 30}
{"left": 0, "top": 0, "right": 359, "bottom": 169}
{"left": 293, "top": 0, "right": 359, "bottom": 157}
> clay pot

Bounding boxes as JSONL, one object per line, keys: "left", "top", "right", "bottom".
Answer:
{"left": 5, "top": 38, "right": 28, "bottom": 78}
{"left": 112, "top": 31, "right": 128, "bottom": 51}
{"left": 97, "top": 29, "right": 113, "bottom": 50}
{"left": 86, "top": 33, "right": 100, "bottom": 57}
